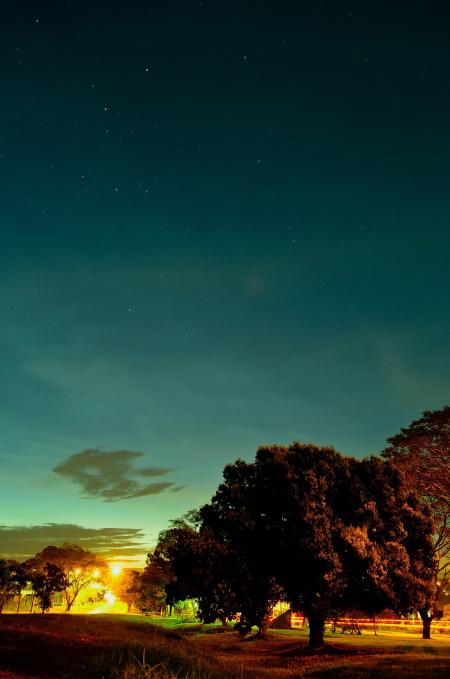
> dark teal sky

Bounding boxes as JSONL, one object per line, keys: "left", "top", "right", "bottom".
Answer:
{"left": 0, "top": 0, "right": 449, "bottom": 564}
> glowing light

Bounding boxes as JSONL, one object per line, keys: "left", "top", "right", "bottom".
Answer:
{"left": 105, "top": 591, "right": 116, "bottom": 604}
{"left": 92, "top": 569, "right": 100, "bottom": 578}
{"left": 110, "top": 564, "right": 122, "bottom": 576}
{"left": 74, "top": 568, "right": 81, "bottom": 576}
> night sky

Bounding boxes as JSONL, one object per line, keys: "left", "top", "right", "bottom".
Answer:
{"left": 1, "top": 1, "right": 449, "bottom": 565}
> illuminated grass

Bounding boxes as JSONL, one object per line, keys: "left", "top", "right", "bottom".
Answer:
{"left": 0, "top": 615, "right": 251, "bottom": 679}
{"left": 0, "top": 615, "right": 449, "bottom": 678}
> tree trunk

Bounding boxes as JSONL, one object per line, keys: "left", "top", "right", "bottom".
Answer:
{"left": 419, "top": 608, "right": 433, "bottom": 639}
{"left": 308, "top": 614, "right": 326, "bottom": 649}
{"left": 255, "top": 615, "right": 270, "bottom": 639}
{"left": 16, "top": 595, "right": 22, "bottom": 613}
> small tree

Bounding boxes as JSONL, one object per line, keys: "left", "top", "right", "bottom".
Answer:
{"left": 383, "top": 405, "right": 450, "bottom": 638}
{"left": 33, "top": 544, "right": 105, "bottom": 611}
{"left": 0, "top": 560, "right": 10, "bottom": 614}
{"left": 149, "top": 518, "right": 203, "bottom": 613}
{"left": 150, "top": 515, "right": 241, "bottom": 625}
{"left": 30, "top": 563, "right": 67, "bottom": 613}
{"left": 112, "top": 569, "right": 143, "bottom": 613}
{"left": 139, "top": 559, "right": 169, "bottom": 614}
{"left": 6, "top": 561, "right": 28, "bottom": 613}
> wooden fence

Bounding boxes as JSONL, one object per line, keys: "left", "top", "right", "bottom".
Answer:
{"left": 288, "top": 612, "right": 450, "bottom": 633}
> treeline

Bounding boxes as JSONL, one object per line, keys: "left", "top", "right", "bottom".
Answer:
{"left": 141, "top": 406, "right": 449, "bottom": 649}
{"left": 0, "top": 545, "right": 105, "bottom": 614}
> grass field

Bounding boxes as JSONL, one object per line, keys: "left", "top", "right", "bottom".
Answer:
{"left": 0, "top": 615, "right": 449, "bottom": 679}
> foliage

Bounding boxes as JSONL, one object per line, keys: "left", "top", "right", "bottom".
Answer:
{"left": 32, "top": 543, "right": 106, "bottom": 611}
{"left": 251, "top": 444, "right": 434, "bottom": 647}
{"left": 0, "top": 559, "right": 29, "bottom": 613}
{"left": 172, "top": 598, "right": 199, "bottom": 621}
{"left": 160, "top": 444, "right": 434, "bottom": 649}
{"left": 140, "top": 556, "right": 170, "bottom": 613}
{"left": 30, "top": 562, "right": 67, "bottom": 613}
{"left": 150, "top": 515, "right": 243, "bottom": 626}
{"left": 200, "top": 461, "right": 285, "bottom": 635}
{"left": 382, "top": 406, "right": 449, "bottom": 513}
{"left": 0, "top": 559, "right": 9, "bottom": 613}
{"left": 383, "top": 405, "right": 450, "bottom": 635}
{"left": 113, "top": 569, "right": 144, "bottom": 613}
{"left": 5, "top": 560, "right": 28, "bottom": 612}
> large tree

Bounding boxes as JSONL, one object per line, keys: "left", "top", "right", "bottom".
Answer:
{"left": 201, "top": 444, "right": 433, "bottom": 648}
{"left": 199, "top": 461, "right": 284, "bottom": 636}
{"left": 32, "top": 544, "right": 105, "bottom": 611}
{"left": 152, "top": 444, "right": 434, "bottom": 649}
{"left": 382, "top": 405, "right": 450, "bottom": 638}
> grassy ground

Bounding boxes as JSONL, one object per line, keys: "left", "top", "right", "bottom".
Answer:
{"left": 0, "top": 615, "right": 449, "bottom": 679}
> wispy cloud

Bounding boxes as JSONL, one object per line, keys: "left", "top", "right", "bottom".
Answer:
{"left": 53, "top": 448, "right": 177, "bottom": 501}
{"left": 0, "top": 523, "right": 147, "bottom": 561}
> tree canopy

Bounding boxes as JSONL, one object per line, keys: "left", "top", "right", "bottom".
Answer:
{"left": 382, "top": 405, "right": 450, "bottom": 636}
{"left": 383, "top": 406, "right": 449, "bottom": 512}
{"left": 111, "top": 569, "right": 143, "bottom": 613}
{"left": 0, "top": 560, "right": 10, "bottom": 614}
{"left": 156, "top": 443, "right": 434, "bottom": 648}
{"left": 148, "top": 516, "right": 239, "bottom": 623}
{"left": 199, "top": 458, "right": 285, "bottom": 635}
{"left": 30, "top": 563, "right": 67, "bottom": 613}
{"left": 32, "top": 544, "right": 105, "bottom": 611}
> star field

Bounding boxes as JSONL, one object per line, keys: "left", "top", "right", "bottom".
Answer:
{"left": 0, "top": 0, "right": 449, "bottom": 564}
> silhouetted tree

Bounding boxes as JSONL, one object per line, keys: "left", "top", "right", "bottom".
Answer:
{"left": 150, "top": 514, "right": 242, "bottom": 625}
{"left": 6, "top": 561, "right": 28, "bottom": 613}
{"left": 140, "top": 558, "right": 169, "bottom": 614}
{"left": 251, "top": 444, "right": 434, "bottom": 648}
{"left": 383, "top": 405, "right": 450, "bottom": 638}
{"left": 152, "top": 444, "right": 434, "bottom": 649}
{"left": 30, "top": 563, "right": 67, "bottom": 613}
{"left": 112, "top": 569, "right": 142, "bottom": 613}
{"left": 33, "top": 544, "right": 105, "bottom": 611}
{"left": 195, "top": 444, "right": 434, "bottom": 648}
{"left": 200, "top": 462, "right": 284, "bottom": 637}
{"left": 0, "top": 560, "right": 9, "bottom": 613}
